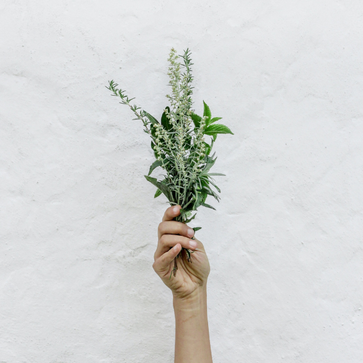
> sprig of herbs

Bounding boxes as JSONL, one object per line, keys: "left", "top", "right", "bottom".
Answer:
{"left": 107, "top": 48, "right": 233, "bottom": 276}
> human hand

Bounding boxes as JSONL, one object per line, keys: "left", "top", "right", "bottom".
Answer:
{"left": 152, "top": 205, "right": 210, "bottom": 300}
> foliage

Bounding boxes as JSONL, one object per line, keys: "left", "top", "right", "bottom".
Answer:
{"left": 106, "top": 48, "right": 233, "bottom": 274}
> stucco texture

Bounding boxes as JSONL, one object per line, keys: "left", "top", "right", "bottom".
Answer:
{"left": 1, "top": 0, "right": 363, "bottom": 362}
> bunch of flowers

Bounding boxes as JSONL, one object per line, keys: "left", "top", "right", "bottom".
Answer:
{"left": 107, "top": 48, "right": 233, "bottom": 274}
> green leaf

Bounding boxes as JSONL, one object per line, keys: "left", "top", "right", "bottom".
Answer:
{"left": 161, "top": 107, "right": 172, "bottom": 130}
{"left": 201, "top": 202, "right": 216, "bottom": 210}
{"left": 193, "top": 227, "right": 202, "bottom": 232}
{"left": 144, "top": 175, "right": 172, "bottom": 201}
{"left": 180, "top": 209, "right": 192, "bottom": 219}
{"left": 202, "top": 155, "right": 217, "bottom": 174}
{"left": 144, "top": 111, "right": 159, "bottom": 125}
{"left": 203, "top": 101, "right": 211, "bottom": 122}
{"left": 203, "top": 141, "right": 211, "bottom": 156}
{"left": 202, "top": 191, "right": 208, "bottom": 203}
{"left": 199, "top": 183, "right": 220, "bottom": 201}
{"left": 179, "top": 209, "right": 197, "bottom": 223}
{"left": 186, "top": 213, "right": 197, "bottom": 224}
{"left": 204, "top": 124, "right": 234, "bottom": 136}
{"left": 210, "top": 136, "right": 216, "bottom": 148}
{"left": 208, "top": 179, "right": 221, "bottom": 193}
{"left": 191, "top": 113, "right": 201, "bottom": 128}
{"left": 208, "top": 173, "right": 226, "bottom": 176}
{"left": 193, "top": 190, "right": 206, "bottom": 210}
{"left": 151, "top": 141, "right": 159, "bottom": 158}
{"left": 148, "top": 160, "right": 163, "bottom": 176}
{"left": 210, "top": 117, "right": 222, "bottom": 124}
{"left": 154, "top": 189, "right": 162, "bottom": 198}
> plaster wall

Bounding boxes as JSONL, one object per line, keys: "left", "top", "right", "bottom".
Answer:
{"left": 1, "top": 0, "right": 363, "bottom": 362}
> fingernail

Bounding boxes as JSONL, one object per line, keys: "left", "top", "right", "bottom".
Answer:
{"left": 187, "top": 228, "right": 194, "bottom": 238}
{"left": 173, "top": 206, "right": 179, "bottom": 214}
{"left": 189, "top": 240, "right": 197, "bottom": 249}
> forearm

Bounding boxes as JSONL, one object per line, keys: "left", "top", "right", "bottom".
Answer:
{"left": 173, "top": 287, "right": 213, "bottom": 363}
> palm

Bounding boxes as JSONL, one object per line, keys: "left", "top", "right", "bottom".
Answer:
{"left": 161, "top": 243, "right": 210, "bottom": 299}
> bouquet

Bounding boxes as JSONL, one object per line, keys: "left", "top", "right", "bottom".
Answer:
{"left": 107, "top": 48, "right": 233, "bottom": 274}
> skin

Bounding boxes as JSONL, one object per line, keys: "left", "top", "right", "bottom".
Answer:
{"left": 153, "top": 205, "right": 213, "bottom": 363}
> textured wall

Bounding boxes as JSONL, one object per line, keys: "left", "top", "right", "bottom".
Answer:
{"left": 1, "top": 0, "right": 363, "bottom": 362}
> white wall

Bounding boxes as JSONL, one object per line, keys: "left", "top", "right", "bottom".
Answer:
{"left": 1, "top": 0, "right": 363, "bottom": 362}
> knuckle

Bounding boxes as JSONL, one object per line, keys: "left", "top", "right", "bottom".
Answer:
{"left": 152, "top": 260, "right": 160, "bottom": 273}
{"left": 158, "top": 221, "right": 166, "bottom": 234}
{"left": 160, "top": 253, "right": 169, "bottom": 265}
{"left": 183, "top": 225, "right": 190, "bottom": 236}
{"left": 177, "top": 236, "right": 187, "bottom": 247}
{"left": 159, "top": 235, "right": 167, "bottom": 246}
{"left": 172, "top": 222, "right": 183, "bottom": 235}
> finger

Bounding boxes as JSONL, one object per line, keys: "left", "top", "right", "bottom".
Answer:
{"left": 192, "top": 237, "right": 205, "bottom": 252}
{"left": 162, "top": 205, "right": 181, "bottom": 222}
{"left": 155, "top": 234, "right": 198, "bottom": 260}
{"left": 153, "top": 243, "right": 181, "bottom": 274}
{"left": 158, "top": 220, "right": 195, "bottom": 240}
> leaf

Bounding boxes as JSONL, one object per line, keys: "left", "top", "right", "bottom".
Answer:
{"left": 144, "top": 111, "right": 159, "bottom": 125}
{"left": 148, "top": 160, "right": 163, "bottom": 176}
{"left": 180, "top": 209, "right": 192, "bottom": 219}
{"left": 210, "top": 117, "right": 222, "bottom": 124}
{"left": 191, "top": 113, "right": 201, "bottom": 128}
{"left": 201, "top": 202, "right": 216, "bottom": 210}
{"left": 202, "top": 155, "right": 217, "bottom": 174}
{"left": 210, "top": 136, "right": 216, "bottom": 148}
{"left": 208, "top": 179, "right": 221, "bottom": 193}
{"left": 179, "top": 209, "right": 197, "bottom": 223}
{"left": 202, "top": 191, "right": 208, "bottom": 203}
{"left": 204, "top": 124, "right": 234, "bottom": 136}
{"left": 208, "top": 173, "right": 226, "bottom": 176}
{"left": 144, "top": 175, "right": 172, "bottom": 201}
{"left": 193, "top": 227, "right": 202, "bottom": 232}
{"left": 185, "top": 213, "right": 197, "bottom": 223}
{"left": 203, "top": 141, "right": 211, "bottom": 156}
{"left": 199, "top": 184, "right": 220, "bottom": 201}
{"left": 193, "top": 189, "right": 206, "bottom": 210}
{"left": 161, "top": 107, "right": 172, "bottom": 130}
{"left": 206, "top": 189, "right": 219, "bottom": 200}
{"left": 154, "top": 189, "right": 162, "bottom": 198}
{"left": 151, "top": 141, "right": 159, "bottom": 158}
{"left": 203, "top": 101, "right": 211, "bottom": 123}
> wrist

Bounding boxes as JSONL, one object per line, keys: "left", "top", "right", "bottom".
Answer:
{"left": 173, "top": 285, "right": 207, "bottom": 312}
{"left": 173, "top": 285, "right": 212, "bottom": 362}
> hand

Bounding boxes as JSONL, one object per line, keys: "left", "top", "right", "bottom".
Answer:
{"left": 153, "top": 205, "right": 210, "bottom": 300}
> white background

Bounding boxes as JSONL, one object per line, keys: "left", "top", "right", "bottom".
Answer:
{"left": 1, "top": 0, "right": 363, "bottom": 362}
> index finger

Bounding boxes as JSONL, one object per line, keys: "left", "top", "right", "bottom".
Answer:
{"left": 162, "top": 205, "right": 181, "bottom": 222}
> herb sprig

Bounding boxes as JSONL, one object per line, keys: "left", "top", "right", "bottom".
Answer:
{"left": 107, "top": 48, "right": 233, "bottom": 276}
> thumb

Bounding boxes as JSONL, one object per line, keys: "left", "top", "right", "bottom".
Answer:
{"left": 153, "top": 243, "right": 181, "bottom": 274}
